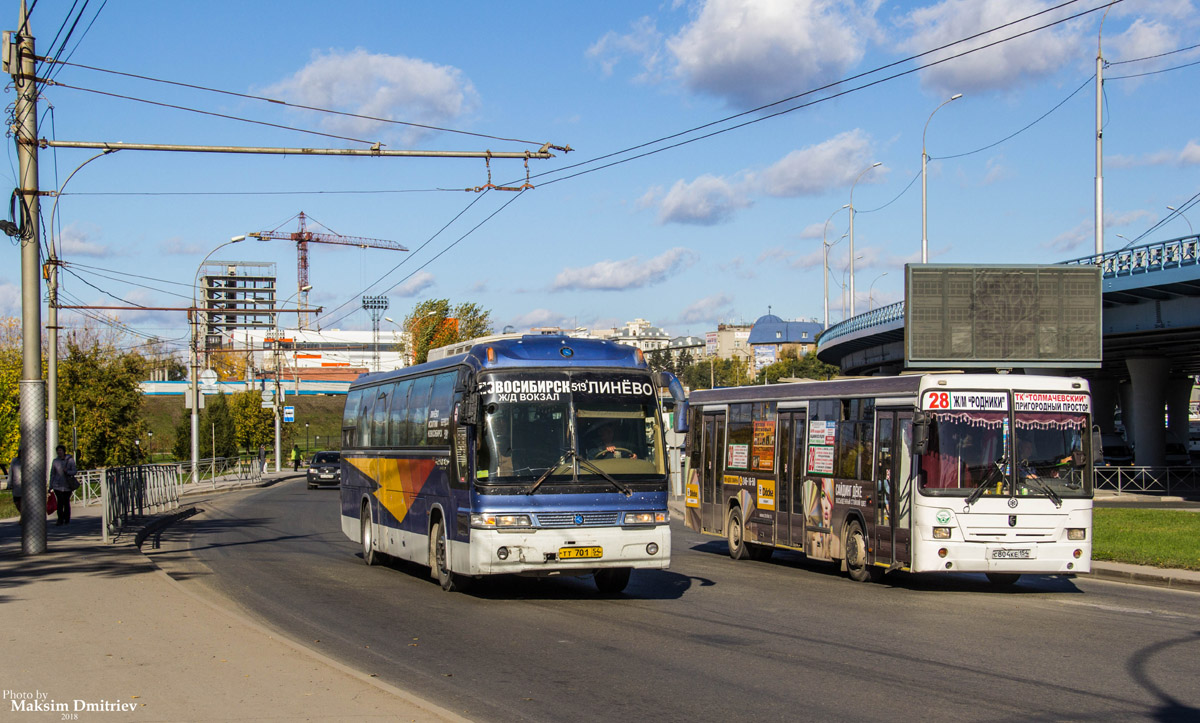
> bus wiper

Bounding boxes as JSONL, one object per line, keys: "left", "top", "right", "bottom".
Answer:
{"left": 966, "top": 460, "right": 1005, "bottom": 507}
{"left": 575, "top": 453, "right": 634, "bottom": 498}
{"left": 526, "top": 450, "right": 572, "bottom": 496}
{"left": 1024, "top": 477, "right": 1062, "bottom": 508}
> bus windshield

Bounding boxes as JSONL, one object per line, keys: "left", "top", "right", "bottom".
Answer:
{"left": 477, "top": 370, "right": 665, "bottom": 486}
{"left": 918, "top": 408, "right": 1091, "bottom": 499}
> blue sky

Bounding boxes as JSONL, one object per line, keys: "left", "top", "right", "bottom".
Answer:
{"left": 3, "top": 0, "right": 1198, "bottom": 355}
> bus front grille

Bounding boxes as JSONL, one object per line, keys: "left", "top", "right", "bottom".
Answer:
{"left": 536, "top": 512, "right": 620, "bottom": 528}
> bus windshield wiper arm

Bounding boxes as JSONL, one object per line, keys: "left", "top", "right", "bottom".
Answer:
{"left": 527, "top": 449, "right": 571, "bottom": 495}
{"left": 1025, "top": 477, "right": 1062, "bottom": 508}
{"left": 575, "top": 453, "right": 634, "bottom": 498}
{"left": 966, "top": 459, "right": 1005, "bottom": 507}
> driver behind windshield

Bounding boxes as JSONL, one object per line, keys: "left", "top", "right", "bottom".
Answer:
{"left": 585, "top": 421, "right": 639, "bottom": 460}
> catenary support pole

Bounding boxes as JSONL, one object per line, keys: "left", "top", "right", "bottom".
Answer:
{"left": 13, "top": 0, "right": 47, "bottom": 554}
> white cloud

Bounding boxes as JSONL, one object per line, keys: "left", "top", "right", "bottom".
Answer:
{"left": 675, "top": 293, "right": 735, "bottom": 325}
{"left": 981, "top": 156, "right": 1011, "bottom": 186}
{"left": 668, "top": 0, "right": 868, "bottom": 108}
{"left": 752, "top": 130, "right": 879, "bottom": 197}
{"left": 1108, "top": 140, "right": 1200, "bottom": 169}
{"left": 262, "top": 48, "right": 479, "bottom": 144}
{"left": 390, "top": 271, "right": 435, "bottom": 297}
{"left": 0, "top": 279, "right": 19, "bottom": 318}
{"left": 58, "top": 224, "right": 110, "bottom": 257}
{"left": 656, "top": 175, "right": 750, "bottom": 225}
{"left": 719, "top": 256, "right": 756, "bottom": 280}
{"left": 1043, "top": 210, "right": 1158, "bottom": 254}
{"left": 160, "top": 237, "right": 205, "bottom": 255}
{"left": 586, "top": 16, "right": 665, "bottom": 82}
{"left": 898, "top": 0, "right": 1084, "bottom": 96}
{"left": 551, "top": 247, "right": 696, "bottom": 291}
{"left": 508, "top": 308, "right": 575, "bottom": 330}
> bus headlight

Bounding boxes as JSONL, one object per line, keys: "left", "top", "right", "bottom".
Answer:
{"left": 624, "top": 511, "right": 668, "bottom": 526}
{"left": 932, "top": 527, "right": 952, "bottom": 539}
{"left": 470, "top": 514, "right": 532, "bottom": 528}
{"left": 1067, "top": 528, "right": 1086, "bottom": 541}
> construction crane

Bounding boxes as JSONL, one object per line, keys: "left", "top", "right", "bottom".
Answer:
{"left": 249, "top": 211, "right": 407, "bottom": 329}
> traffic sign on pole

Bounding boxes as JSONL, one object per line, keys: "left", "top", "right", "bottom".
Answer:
{"left": 283, "top": 406, "right": 295, "bottom": 423}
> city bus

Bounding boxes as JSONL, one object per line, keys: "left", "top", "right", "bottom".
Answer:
{"left": 682, "top": 373, "right": 1095, "bottom": 585}
{"left": 340, "top": 335, "right": 681, "bottom": 593}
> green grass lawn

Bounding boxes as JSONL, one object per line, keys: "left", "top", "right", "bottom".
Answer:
{"left": 1093, "top": 508, "right": 1200, "bottom": 571}
{"left": 1, "top": 491, "right": 16, "bottom": 519}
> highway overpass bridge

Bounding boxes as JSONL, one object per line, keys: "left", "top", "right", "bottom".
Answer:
{"left": 816, "top": 235, "right": 1200, "bottom": 466}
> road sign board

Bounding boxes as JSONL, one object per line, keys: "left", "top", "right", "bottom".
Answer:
{"left": 199, "top": 369, "right": 218, "bottom": 385}
{"left": 283, "top": 406, "right": 295, "bottom": 423}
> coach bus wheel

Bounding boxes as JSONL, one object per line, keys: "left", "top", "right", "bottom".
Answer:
{"left": 727, "top": 507, "right": 750, "bottom": 560}
{"left": 594, "top": 567, "right": 631, "bottom": 594}
{"left": 360, "top": 504, "right": 377, "bottom": 566}
{"left": 430, "top": 520, "right": 469, "bottom": 592}
{"left": 845, "top": 521, "right": 873, "bottom": 582}
{"left": 986, "top": 573, "right": 1021, "bottom": 586}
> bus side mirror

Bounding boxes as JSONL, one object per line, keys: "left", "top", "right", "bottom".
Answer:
{"left": 656, "top": 370, "right": 688, "bottom": 433}
{"left": 912, "top": 412, "right": 930, "bottom": 455}
{"left": 460, "top": 395, "right": 479, "bottom": 426}
{"left": 675, "top": 400, "right": 689, "bottom": 434}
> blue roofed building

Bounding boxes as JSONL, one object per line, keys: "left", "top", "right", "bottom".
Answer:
{"left": 747, "top": 314, "right": 824, "bottom": 372}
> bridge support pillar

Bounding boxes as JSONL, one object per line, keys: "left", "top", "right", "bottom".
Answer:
{"left": 1087, "top": 378, "right": 1118, "bottom": 433}
{"left": 1125, "top": 357, "right": 1169, "bottom": 466}
{"left": 1166, "top": 376, "right": 1194, "bottom": 450}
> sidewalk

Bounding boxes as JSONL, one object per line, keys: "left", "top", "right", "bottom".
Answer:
{"left": 0, "top": 486, "right": 467, "bottom": 722}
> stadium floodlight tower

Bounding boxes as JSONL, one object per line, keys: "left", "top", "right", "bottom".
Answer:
{"left": 362, "top": 295, "right": 390, "bottom": 373}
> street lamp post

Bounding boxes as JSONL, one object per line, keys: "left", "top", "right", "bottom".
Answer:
{"left": 922, "top": 93, "right": 962, "bottom": 263}
{"left": 192, "top": 236, "right": 244, "bottom": 484}
{"left": 147, "top": 431, "right": 153, "bottom": 462}
{"left": 1166, "top": 205, "right": 1194, "bottom": 236}
{"left": 305, "top": 422, "right": 310, "bottom": 456}
{"left": 849, "top": 161, "right": 882, "bottom": 317}
{"left": 821, "top": 205, "right": 849, "bottom": 330}
{"left": 869, "top": 272, "right": 889, "bottom": 310}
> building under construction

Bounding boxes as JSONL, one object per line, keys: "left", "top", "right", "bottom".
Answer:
{"left": 199, "top": 260, "right": 277, "bottom": 361}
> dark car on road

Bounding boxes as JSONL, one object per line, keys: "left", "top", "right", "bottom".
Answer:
{"left": 307, "top": 451, "right": 341, "bottom": 489}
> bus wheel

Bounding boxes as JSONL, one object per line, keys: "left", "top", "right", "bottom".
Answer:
{"left": 727, "top": 507, "right": 750, "bottom": 560}
{"left": 845, "top": 521, "right": 873, "bottom": 582}
{"left": 360, "top": 504, "right": 377, "bottom": 566}
{"left": 986, "top": 573, "right": 1021, "bottom": 586}
{"left": 430, "top": 520, "right": 469, "bottom": 592}
{"left": 594, "top": 567, "right": 631, "bottom": 594}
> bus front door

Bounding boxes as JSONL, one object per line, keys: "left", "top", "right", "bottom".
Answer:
{"left": 700, "top": 412, "right": 725, "bottom": 534}
{"left": 873, "top": 410, "right": 913, "bottom": 568}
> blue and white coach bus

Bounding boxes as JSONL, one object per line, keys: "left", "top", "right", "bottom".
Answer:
{"left": 340, "top": 335, "right": 683, "bottom": 593}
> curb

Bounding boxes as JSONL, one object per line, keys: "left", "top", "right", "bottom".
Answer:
{"left": 1080, "top": 564, "right": 1200, "bottom": 593}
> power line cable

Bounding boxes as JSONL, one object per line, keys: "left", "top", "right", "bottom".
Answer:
{"left": 65, "top": 260, "right": 198, "bottom": 289}
{"left": 1107, "top": 41, "right": 1200, "bottom": 65}
{"left": 1120, "top": 189, "right": 1200, "bottom": 248}
{"left": 1107, "top": 57, "right": 1200, "bottom": 80}
{"left": 44, "top": 56, "right": 550, "bottom": 147}
{"left": 60, "top": 187, "right": 453, "bottom": 197}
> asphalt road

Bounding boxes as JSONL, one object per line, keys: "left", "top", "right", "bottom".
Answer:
{"left": 151, "top": 479, "right": 1200, "bottom": 722}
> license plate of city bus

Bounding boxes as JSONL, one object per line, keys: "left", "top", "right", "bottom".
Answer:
{"left": 558, "top": 546, "right": 603, "bottom": 559}
{"left": 991, "top": 547, "right": 1034, "bottom": 560}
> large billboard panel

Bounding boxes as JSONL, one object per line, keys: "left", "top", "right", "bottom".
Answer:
{"left": 904, "top": 264, "right": 1101, "bottom": 368}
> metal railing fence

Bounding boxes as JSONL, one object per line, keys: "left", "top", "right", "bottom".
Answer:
{"left": 1094, "top": 466, "right": 1200, "bottom": 496}
{"left": 103, "top": 463, "right": 182, "bottom": 541}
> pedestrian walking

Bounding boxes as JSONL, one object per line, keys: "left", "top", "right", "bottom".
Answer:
{"left": 5, "top": 449, "right": 21, "bottom": 515}
{"left": 258, "top": 444, "right": 267, "bottom": 474}
{"left": 291, "top": 444, "right": 302, "bottom": 472}
{"left": 49, "top": 444, "right": 78, "bottom": 526}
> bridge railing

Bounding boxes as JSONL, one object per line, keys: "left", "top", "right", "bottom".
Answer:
{"left": 817, "top": 300, "right": 905, "bottom": 347}
{"left": 1094, "top": 466, "right": 1200, "bottom": 496}
{"left": 1060, "top": 234, "right": 1200, "bottom": 277}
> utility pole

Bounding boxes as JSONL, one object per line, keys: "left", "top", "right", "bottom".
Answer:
{"left": 10, "top": 1, "right": 47, "bottom": 554}
{"left": 1094, "top": 7, "right": 1110, "bottom": 257}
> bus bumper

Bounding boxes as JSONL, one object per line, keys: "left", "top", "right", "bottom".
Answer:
{"left": 912, "top": 541, "right": 1092, "bottom": 574}
{"left": 462, "top": 525, "right": 671, "bottom": 575}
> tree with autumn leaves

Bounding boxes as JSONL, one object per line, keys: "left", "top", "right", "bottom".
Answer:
{"left": 401, "top": 299, "right": 493, "bottom": 365}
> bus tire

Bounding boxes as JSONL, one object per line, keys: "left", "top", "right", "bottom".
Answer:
{"left": 845, "top": 520, "right": 873, "bottom": 582}
{"left": 594, "top": 567, "right": 631, "bottom": 594}
{"left": 986, "top": 573, "right": 1021, "bottom": 586}
{"left": 727, "top": 507, "right": 750, "bottom": 560}
{"left": 360, "top": 503, "right": 378, "bottom": 566}
{"left": 430, "top": 519, "right": 469, "bottom": 592}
